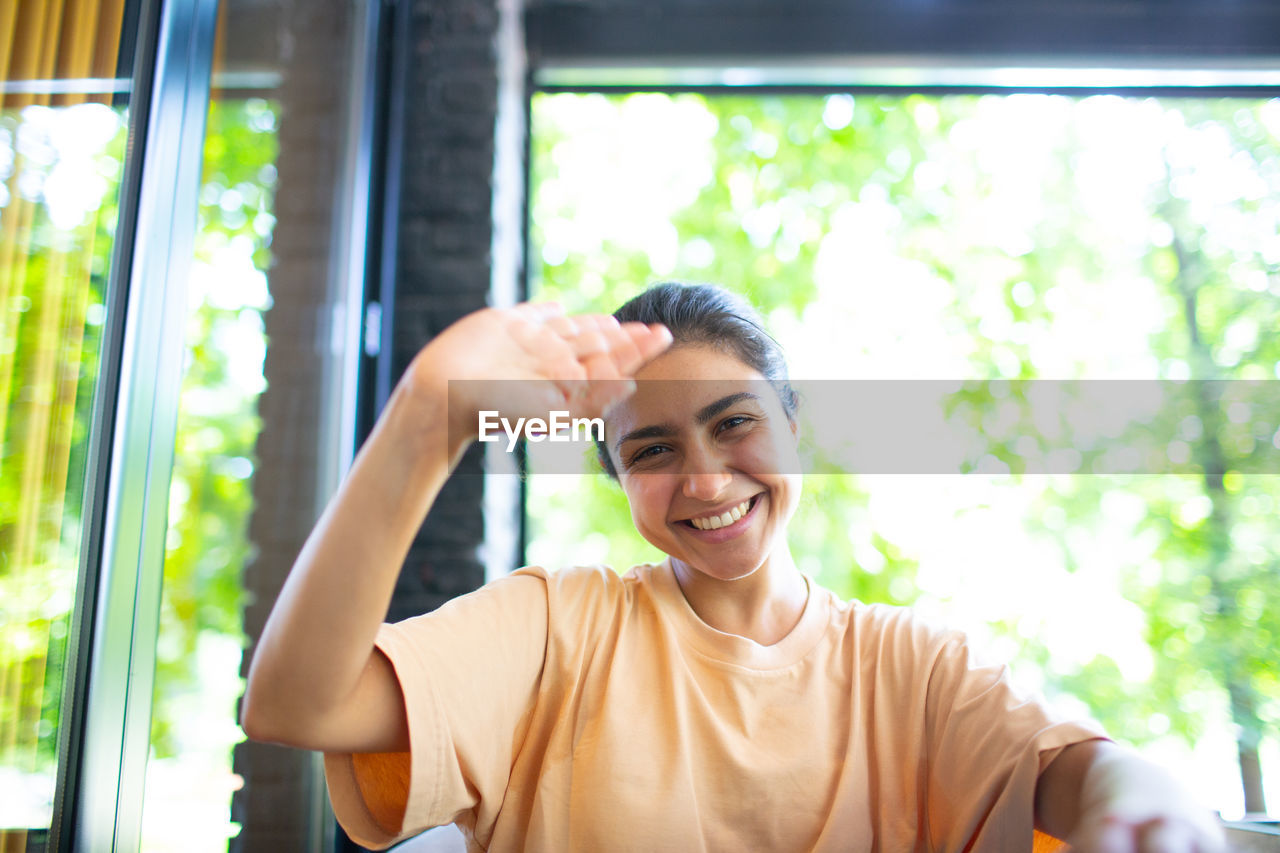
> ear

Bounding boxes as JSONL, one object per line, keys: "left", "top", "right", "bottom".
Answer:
{"left": 788, "top": 415, "right": 800, "bottom": 443}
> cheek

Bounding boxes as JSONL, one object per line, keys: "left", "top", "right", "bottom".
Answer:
{"left": 739, "top": 430, "right": 801, "bottom": 478}
{"left": 778, "top": 473, "right": 803, "bottom": 517}
{"left": 739, "top": 433, "right": 802, "bottom": 514}
{"left": 623, "top": 477, "right": 672, "bottom": 531}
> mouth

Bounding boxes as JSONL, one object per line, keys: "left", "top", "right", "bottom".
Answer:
{"left": 680, "top": 494, "right": 762, "bottom": 531}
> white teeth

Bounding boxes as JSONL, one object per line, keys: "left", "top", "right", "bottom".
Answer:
{"left": 690, "top": 498, "right": 752, "bottom": 530}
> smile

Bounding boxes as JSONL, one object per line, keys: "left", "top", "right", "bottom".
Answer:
{"left": 684, "top": 494, "right": 760, "bottom": 530}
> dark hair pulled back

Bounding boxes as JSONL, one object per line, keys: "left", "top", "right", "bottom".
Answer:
{"left": 597, "top": 281, "right": 799, "bottom": 479}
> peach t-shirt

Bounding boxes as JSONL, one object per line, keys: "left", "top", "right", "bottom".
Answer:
{"left": 324, "top": 561, "right": 1105, "bottom": 851}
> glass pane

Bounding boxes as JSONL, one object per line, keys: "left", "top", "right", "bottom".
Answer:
{"left": 139, "top": 0, "right": 356, "bottom": 848}
{"left": 528, "top": 92, "right": 1280, "bottom": 819}
{"left": 137, "top": 95, "right": 276, "bottom": 850}
{"left": 0, "top": 1, "right": 135, "bottom": 847}
{"left": 138, "top": 27, "right": 276, "bottom": 853}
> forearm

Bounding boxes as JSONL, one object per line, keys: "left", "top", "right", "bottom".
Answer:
{"left": 1035, "top": 738, "right": 1107, "bottom": 839}
{"left": 239, "top": 304, "right": 672, "bottom": 748}
{"left": 1037, "top": 739, "right": 1225, "bottom": 852}
{"left": 241, "top": 372, "right": 466, "bottom": 742}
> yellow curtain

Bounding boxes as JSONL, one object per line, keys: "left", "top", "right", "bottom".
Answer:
{"left": 0, "top": 1, "right": 128, "bottom": 847}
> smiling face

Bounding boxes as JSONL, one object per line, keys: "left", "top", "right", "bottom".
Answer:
{"left": 604, "top": 344, "right": 803, "bottom": 583}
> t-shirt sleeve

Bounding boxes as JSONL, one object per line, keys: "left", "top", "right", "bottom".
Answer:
{"left": 915, "top": 619, "right": 1109, "bottom": 850}
{"left": 323, "top": 567, "right": 551, "bottom": 850}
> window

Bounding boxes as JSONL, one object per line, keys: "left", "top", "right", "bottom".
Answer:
{"left": 1, "top": 1, "right": 374, "bottom": 848}
{"left": 526, "top": 88, "right": 1280, "bottom": 819}
{"left": 0, "top": 2, "right": 138, "bottom": 846}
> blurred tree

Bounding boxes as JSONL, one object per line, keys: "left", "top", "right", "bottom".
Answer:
{"left": 529, "top": 94, "right": 925, "bottom": 606}
{"left": 0, "top": 103, "right": 123, "bottom": 775}
{"left": 529, "top": 92, "right": 1280, "bottom": 812}
{"left": 1132, "top": 101, "right": 1280, "bottom": 814}
{"left": 149, "top": 97, "right": 277, "bottom": 759}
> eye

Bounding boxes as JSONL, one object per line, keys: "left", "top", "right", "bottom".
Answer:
{"left": 717, "top": 415, "right": 752, "bottom": 433}
{"left": 628, "top": 444, "right": 670, "bottom": 466}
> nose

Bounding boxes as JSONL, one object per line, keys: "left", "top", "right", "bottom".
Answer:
{"left": 680, "top": 442, "right": 732, "bottom": 501}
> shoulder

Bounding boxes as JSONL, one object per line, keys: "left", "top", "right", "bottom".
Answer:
{"left": 412, "top": 562, "right": 652, "bottom": 616}
{"left": 509, "top": 561, "right": 658, "bottom": 620}
{"left": 507, "top": 563, "right": 662, "bottom": 661}
{"left": 511, "top": 562, "right": 628, "bottom": 600}
{"left": 831, "top": 595, "right": 974, "bottom": 676}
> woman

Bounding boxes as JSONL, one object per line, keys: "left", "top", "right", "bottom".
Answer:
{"left": 242, "top": 283, "right": 1224, "bottom": 852}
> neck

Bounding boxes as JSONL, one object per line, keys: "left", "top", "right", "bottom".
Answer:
{"left": 670, "top": 546, "right": 808, "bottom": 646}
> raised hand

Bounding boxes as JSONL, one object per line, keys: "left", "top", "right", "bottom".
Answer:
{"left": 403, "top": 302, "right": 673, "bottom": 449}
{"left": 241, "top": 301, "right": 672, "bottom": 755}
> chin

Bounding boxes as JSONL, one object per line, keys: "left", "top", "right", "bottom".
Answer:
{"left": 672, "top": 547, "right": 774, "bottom": 584}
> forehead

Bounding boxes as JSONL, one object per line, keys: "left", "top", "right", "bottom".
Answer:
{"left": 605, "top": 345, "right": 772, "bottom": 435}
{"left": 633, "top": 343, "right": 761, "bottom": 383}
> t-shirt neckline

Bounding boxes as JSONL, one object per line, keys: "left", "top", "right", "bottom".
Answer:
{"left": 648, "top": 557, "right": 829, "bottom": 670}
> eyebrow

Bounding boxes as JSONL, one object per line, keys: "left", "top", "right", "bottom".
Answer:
{"left": 613, "top": 392, "right": 762, "bottom": 452}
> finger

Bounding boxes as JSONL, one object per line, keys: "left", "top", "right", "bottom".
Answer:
{"left": 549, "top": 372, "right": 588, "bottom": 406}
{"left": 581, "top": 349, "right": 625, "bottom": 382}
{"left": 619, "top": 323, "right": 674, "bottom": 373}
{"left": 550, "top": 316, "right": 629, "bottom": 363}
{"left": 589, "top": 321, "right": 647, "bottom": 379}
{"left": 569, "top": 315, "right": 621, "bottom": 356}
{"left": 507, "top": 311, "right": 548, "bottom": 351}
{"left": 510, "top": 315, "right": 589, "bottom": 379}
{"left": 566, "top": 328, "right": 611, "bottom": 358}
{"left": 544, "top": 315, "right": 580, "bottom": 339}
{"left": 1073, "top": 816, "right": 1137, "bottom": 853}
{"left": 514, "top": 301, "right": 564, "bottom": 321}
{"left": 1137, "top": 817, "right": 1193, "bottom": 853}
{"left": 1190, "top": 821, "right": 1227, "bottom": 853}
{"left": 580, "top": 378, "right": 637, "bottom": 418}
{"left": 547, "top": 356, "right": 588, "bottom": 384}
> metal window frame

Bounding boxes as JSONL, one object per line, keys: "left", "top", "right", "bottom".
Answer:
{"left": 21, "top": 0, "right": 395, "bottom": 848}
{"left": 522, "top": 1, "right": 1280, "bottom": 65}
{"left": 50, "top": 0, "right": 222, "bottom": 849}
{"left": 323, "top": 0, "right": 398, "bottom": 845}
{"left": 354, "top": 0, "right": 410, "bottom": 447}
{"left": 47, "top": 0, "right": 154, "bottom": 842}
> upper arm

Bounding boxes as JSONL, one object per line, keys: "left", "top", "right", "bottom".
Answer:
{"left": 324, "top": 570, "right": 554, "bottom": 845}
{"left": 242, "top": 645, "right": 409, "bottom": 754}
{"left": 912, "top": 619, "right": 1108, "bottom": 848}
{"left": 316, "top": 647, "right": 411, "bottom": 754}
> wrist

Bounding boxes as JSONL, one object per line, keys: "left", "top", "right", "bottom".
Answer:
{"left": 402, "top": 347, "right": 483, "bottom": 451}
{"left": 383, "top": 369, "right": 472, "bottom": 468}
{"left": 1074, "top": 745, "right": 1225, "bottom": 852}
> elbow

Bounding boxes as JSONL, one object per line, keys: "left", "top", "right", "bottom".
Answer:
{"left": 239, "top": 662, "right": 332, "bottom": 749}
{"left": 239, "top": 679, "right": 275, "bottom": 743}
{"left": 239, "top": 660, "right": 291, "bottom": 744}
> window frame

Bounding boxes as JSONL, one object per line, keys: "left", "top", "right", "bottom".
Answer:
{"left": 49, "top": 0, "right": 222, "bottom": 848}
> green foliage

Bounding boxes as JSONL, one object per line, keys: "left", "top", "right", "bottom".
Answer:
{"left": 148, "top": 98, "right": 277, "bottom": 758}
{"left": 528, "top": 92, "right": 1280, "bottom": 810}
{"left": 0, "top": 102, "right": 127, "bottom": 771}
{"left": 529, "top": 93, "right": 921, "bottom": 602}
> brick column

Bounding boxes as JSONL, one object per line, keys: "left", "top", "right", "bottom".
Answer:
{"left": 231, "top": 1, "right": 353, "bottom": 849}
{"left": 233, "top": 0, "right": 515, "bottom": 848}
{"left": 383, "top": 0, "right": 507, "bottom": 624}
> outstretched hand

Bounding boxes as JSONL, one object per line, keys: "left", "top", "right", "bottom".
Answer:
{"left": 405, "top": 302, "right": 674, "bottom": 446}
{"left": 1066, "top": 747, "right": 1226, "bottom": 853}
